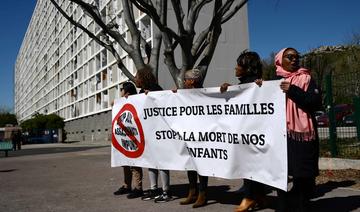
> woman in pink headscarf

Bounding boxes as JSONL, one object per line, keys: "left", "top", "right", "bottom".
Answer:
{"left": 276, "top": 47, "right": 322, "bottom": 212}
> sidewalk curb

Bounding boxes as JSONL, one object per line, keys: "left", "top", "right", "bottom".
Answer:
{"left": 319, "top": 157, "right": 360, "bottom": 170}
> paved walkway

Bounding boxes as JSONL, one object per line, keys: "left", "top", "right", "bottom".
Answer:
{"left": 0, "top": 143, "right": 359, "bottom": 212}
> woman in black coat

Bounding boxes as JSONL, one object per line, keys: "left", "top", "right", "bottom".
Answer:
{"left": 276, "top": 47, "right": 322, "bottom": 212}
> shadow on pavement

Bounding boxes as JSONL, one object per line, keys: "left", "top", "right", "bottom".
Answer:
{"left": 169, "top": 184, "right": 188, "bottom": 200}
{"left": 311, "top": 195, "right": 360, "bottom": 212}
{"left": 260, "top": 181, "right": 360, "bottom": 211}
{"left": 0, "top": 145, "right": 107, "bottom": 158}
{"left": 170, "top": 184, "right": 237, "bottom": 205}
{"left": 0, "top": 169, "right": 18, "bottom": 172}
{"left": 211, "top": 186, "right": 244, "bottom": 205}
{"left": 314, "top": 180, "right": 356, "bottom": 198}
{"left": 258, "top": 193, "right": 360, "bottom": 211}
{"left": 169, "top": 180, "right": 360, "bottom": 210}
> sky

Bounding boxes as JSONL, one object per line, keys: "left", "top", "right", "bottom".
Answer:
{"left": 0, "top": 0, "right": 36, "bottom": 111}
{"left": 248, "top": 0, "right": 360, "bottom": 58}
{"left": 0, "top": 0, "right": 360, "bottom": 111}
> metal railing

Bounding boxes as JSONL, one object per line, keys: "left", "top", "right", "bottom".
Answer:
{"left": 319, "top": 71, "right": 360, "bottom": 159}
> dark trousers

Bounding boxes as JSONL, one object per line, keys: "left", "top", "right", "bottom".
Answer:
{"left": 277, "top": 177, "right": 315, "bottom": 212}
{"left": 187, "top": 171, "right": 208, "bottom": 192}
{"left": 16, "top": 141, "right": 21, "bottom": 150}
{"left": 12, "top": 140, "right": 17, "bottom": 151}
{"left": 243, "top": 179, "right": 265, "bottom": 199}
{"left": 123, "top": 166, "right": 143, "bottom": 190}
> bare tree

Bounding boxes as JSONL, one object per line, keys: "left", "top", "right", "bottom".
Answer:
{"left": 50, "top": 0, "right": 248, "bottom": 88}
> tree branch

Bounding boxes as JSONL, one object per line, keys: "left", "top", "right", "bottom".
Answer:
{"left": 52, "top": 0, "right": 248, "bottom": 88}
{"left": 195, "top": 0, "right": 223, "bottom": 81}
{"left": 149, "top": 0, "right": 164, "bottom": 77}
{"left": 51, "top": 0, "right": 107, "bottom": 48}
{"left": 121, "top": 0, "right": 139, "bottom": 39}
{"left": 221, "top": 0, "right": 248, "bottom": 24}
{"left": 187, "top": 0, "right": 212, "bottom": 32}
{"left": 192, "top": 26, "right": 210, "bottom": 57}
{"left": 131, "top": 0, "right": 181, "bottom": 42}
{"left": 121, "top": 0, "right": 145, "bottom": 68}
{"left": 159, "top": 0, "right": 180, "bottom": 85}
{"left": 50, "top": 0, "right": 135, "bottom": 81}
{"left": 70, "top": 0, "right": 132, "bottom": 53}
{"left": 171, "top": 0, "right": 186, "bottom": 34}
{"left": 217, "top": 0, "right": 234, "bottom": 17}
{"left": 192, "top": 0, "right": 247, "bottom": 63}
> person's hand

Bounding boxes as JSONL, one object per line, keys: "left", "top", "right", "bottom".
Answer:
{"left": 255, "top": 79, "right": 263, "bottom": 87}
{"left": 144, "top": 90, "right": 150, "bottom": 95}
{"left": 220, "top": 83, "right": 231, "bottom": 93}
{"left": 280, "top": 81, "right": 290, "bottom": 93}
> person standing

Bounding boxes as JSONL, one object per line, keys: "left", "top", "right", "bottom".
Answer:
{"left": 275, "top": 47, "right": 322, "bottom": 212}
{"left": 11, "top": 130, "right": 22, "bottom": 151}
{"left": 178, "top": 68, "right": 209, "bottom": 208}
{"left": 15, "top": 130, "right": 22, "bottom": 150}
{"left": 220, "top": 51, "right": 265, "bottom": 212}
{"left": 134, "top": 65, "right": 172, "bottom": 203}
{"left": 220, "top": 50, "right": 263, "bottom": 93}
{"left": 114, "top": 81, "right": 144, "bottom": 199}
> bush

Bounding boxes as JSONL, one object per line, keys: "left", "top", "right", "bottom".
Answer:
{"left": 0, "top": 113, "right": 18, "bottom": 127}
{"left": 20, "top": 113, "right": 64, "bottom": 137}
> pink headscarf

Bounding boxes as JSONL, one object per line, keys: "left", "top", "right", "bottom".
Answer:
{"left": 275, "top": 48, "right": 315, "bottom": 141}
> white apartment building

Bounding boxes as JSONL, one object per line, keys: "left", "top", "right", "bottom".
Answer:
{"left": 15, "top": 0, "right": 248, "bottom": 142}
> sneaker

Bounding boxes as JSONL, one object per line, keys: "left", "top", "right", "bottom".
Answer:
{"left": 126, "top": 188, "right": 144, "bottom": 199}
{"left": 141, "top": 189, "right": 159, "bottom": 201}
{"left": 154, "top": 192, "right": 172, "bottom": 203}
{"left": 113, "top": 186, "right": 131, "bottom": 195}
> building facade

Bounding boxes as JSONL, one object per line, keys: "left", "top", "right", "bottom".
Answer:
{"left": 15, "top": 0, "right": 248, "bottom": 143}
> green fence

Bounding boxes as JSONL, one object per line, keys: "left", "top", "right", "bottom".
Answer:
{"left": 318, "top": 71, "right": 360, "bottom": 159}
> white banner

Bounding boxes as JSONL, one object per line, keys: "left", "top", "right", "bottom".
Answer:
{"left": 111, "top": 80, "right": 287, "bottom": 190}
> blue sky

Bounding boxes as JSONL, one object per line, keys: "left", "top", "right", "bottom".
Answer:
{"left": 0, "top": 0, "right": 36, "bottom": 111}
{"left": 1, "top": 0, "right": 360, "bottom": 111}
{"left": 248, "top": 0, "right": 360, "bottom": 58}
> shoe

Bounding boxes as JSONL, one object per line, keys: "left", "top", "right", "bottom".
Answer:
{"left": 141, "top": 189, "right": 159, "bottom": 201}
{"left": 113, "top": 186, "right": 131, "bottom": 195}
{"left": 154, "top": 191, "right": 172, "bottom": 203}
{"left": 192, "top": 191, "right": 207, "bottom": 208}
{"left": 126, "top": 188, "right": 143, "bottom": 199}
{"left": 235, "top": 198, "right": 257, "bottom": 212}
{"left": 180, "top": 188, "right": 197, "bottom": 205}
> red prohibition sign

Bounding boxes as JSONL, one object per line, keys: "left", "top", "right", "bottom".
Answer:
{"left": 112, "top": 103, "right": 145, "bottom": 158}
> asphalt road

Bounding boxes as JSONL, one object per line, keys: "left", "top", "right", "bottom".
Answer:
{"left": 1, "top": 143, "right": 360, "bottom": 212}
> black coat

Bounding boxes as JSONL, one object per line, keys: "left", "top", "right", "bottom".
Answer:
{"left": 286, "top": 79, "right": 322, "bottom": 178}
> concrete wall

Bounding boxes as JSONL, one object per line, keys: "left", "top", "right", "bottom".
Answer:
{"left": 64, "top": 111, "right": 112, "bottom": 144}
